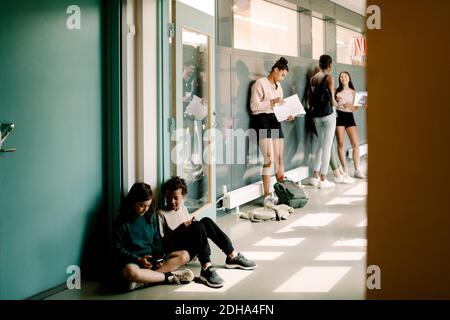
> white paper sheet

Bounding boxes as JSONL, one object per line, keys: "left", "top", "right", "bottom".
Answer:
{"left": 273, "top": 94, "right": 306, "bottom": 122}
{"left": 185, "top": 95, "right": 208, "bottom": 120}
{"left": 353, "top": 91, "right": 368, "bottom": 107}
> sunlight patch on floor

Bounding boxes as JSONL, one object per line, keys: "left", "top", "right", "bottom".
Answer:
{"left": 274, "top": 267, "right": 352, "bottom": 293}
{"left": 326, "top": 197, "right": 365, "bottom": 206}
{"left": 342, "top": 182, "right": 367, "bottom": 197}
{"left": 238, "top": 251, "right": 284, "bottom": 260}
{"left": 276, "top": 214, "right": 340, "bottom": 233}
{"left": 333, "top": 239, "right": 367, "bottom": 247}
{"left": 356, "top": 219, "right": 367, "bottom": 227}
{"left": 315, "top": 252, "right": 366, "bottom": 261}
{"left": 253, "top": 237, "right": 305, "bottom": 247}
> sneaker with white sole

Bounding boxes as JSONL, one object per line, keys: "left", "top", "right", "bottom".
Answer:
{"left": 354, "top": 170, "right": 366, "bottom": 179}
{"left": 169, "top": 268, "right": 195, "bottom": 285}
{"left": 308, "top": 177, "right": 320, "bottom": 187}
{"left": 335, "top": 175, "right": 354, "bottom": 184}
{"left": 225, "top": 253, "right": 257, "bottom": 270}
{"left": 128, "top": 281, "right": 147, "bottom": 291}
{"left": 319, "top": 179, "right": 335, "bottom": 189}
{"left": 199, "top": 267, "right": 224, "bottom": 288}
{"left": 344, "top": 173, "right": 356, "bottom": 183}
{"left": 263, "top": 196, "right": 277, "bottom": 208}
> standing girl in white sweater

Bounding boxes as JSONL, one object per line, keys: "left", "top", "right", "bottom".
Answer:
{"left": 250, "top": 57, "right": 293, "bottom": 206}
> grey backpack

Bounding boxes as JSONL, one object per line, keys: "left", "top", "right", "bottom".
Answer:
{"left": 274, "top": 179, "right": 309, "bottom": 208}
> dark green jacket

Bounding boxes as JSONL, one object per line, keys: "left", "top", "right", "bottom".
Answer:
{"left": 114, "top": 212, "right": 164, "bottom": 266}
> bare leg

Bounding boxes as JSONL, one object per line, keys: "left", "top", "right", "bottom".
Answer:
{"left": 122, "top": 250, "right": 191, "bottom": 284}
{"left": 330, "top": 139, "right": 342, "bottom": 178}
{"left": 272, "top": 138, "right": 285, "bottom": 181}
{"left": 346, "top": 126, "right": 360, "bottom": 171}
{"left": 259, "top": 138, "right": 273, "bottom": 197}
{"left": 122, "top": 264, "right": 165, "bottom": 284}
{"left": 336, "top": 126, "right": 347, "bottom": 173}
{"left": 156, "top": 250, "right": 190, "bottom": 273}
{"left": 332, "top": 169, "right": 340, "bottom": 178}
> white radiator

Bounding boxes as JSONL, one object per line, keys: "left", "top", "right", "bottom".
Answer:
{"left": 222, "top": 166, "right": 309, "bottom": 210}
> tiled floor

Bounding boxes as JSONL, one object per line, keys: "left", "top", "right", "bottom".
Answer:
{"left": 48, "top": 171, "right": 367, "bottom": 300}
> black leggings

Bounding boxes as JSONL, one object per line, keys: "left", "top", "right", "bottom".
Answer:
{"left": 168, "top": 217, "right": 234, "bottom": 265}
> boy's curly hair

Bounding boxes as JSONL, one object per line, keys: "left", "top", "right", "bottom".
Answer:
{"left": 162, "top": 176, "right": 188, "bottom": 196}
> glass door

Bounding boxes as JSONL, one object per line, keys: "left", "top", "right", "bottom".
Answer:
{"left": 172, "top": 0, "right": 216, "bottom": 218}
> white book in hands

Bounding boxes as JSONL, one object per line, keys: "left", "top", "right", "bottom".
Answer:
{"left": 353, "top": 91, "right": 368, "bottom": 107}
{"left": 273, "top": 94, "right": 306, "bottom": 122}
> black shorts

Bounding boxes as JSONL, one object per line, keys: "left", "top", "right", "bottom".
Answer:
{"left": 250, "top": 113, "right": 284, "bottom": 140}
{"left": 336, "top": 110, "right": 356, "bottom": 128}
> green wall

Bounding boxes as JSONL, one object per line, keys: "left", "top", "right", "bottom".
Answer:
{"left": 0, "top": 0, "right": 110, "bottom": 299}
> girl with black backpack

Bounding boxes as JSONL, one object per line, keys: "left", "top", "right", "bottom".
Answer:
{"left": 307, "top": 55, "right": 339, "bottom": 189}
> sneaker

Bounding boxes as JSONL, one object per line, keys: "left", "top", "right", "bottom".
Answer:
{"left": 199, "top": 267, "right": 224, "bottom": 288}
{"left": 169, "top": 268, "right": 195, "bottom": 285}
{"left": 225, "top": 253, "right": 257, "bottom": 270}
{"left": 354, "top": 170, "right": 366, "bottom": 179}
{"left": 319, "top": 179, "right": 335, "bottom": 189}
{"left": 263, "top": 196, "right": 277, "bottom": 208}
{"left": 128, "top": 281, "right": 146, "bottom": 291}
{"left": 344, "top": 173, "right": 356, "bottom": 183}
{"left": 334, "top": 175, "right": 354, "bottom": 184}
{"left": 307, "top": 177, "right": 320, "bottom": 187}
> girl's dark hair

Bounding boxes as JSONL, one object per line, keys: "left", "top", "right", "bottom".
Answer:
{"left": 319, "top": 54, "right": 333, "bottom": 70}
{"left": 271, "top": 57, "right": 289, "bottom": 72}
{"left": 120, "top": 182, "right": 153, "bottom": 217}
{"left": 336, "top": 71, "right": 356, "bottom": 95}
{"left": 162, "top": 176, "right": 188, "bottom": 196}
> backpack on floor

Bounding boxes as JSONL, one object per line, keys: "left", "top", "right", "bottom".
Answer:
{"left": 274, "top": 179, "right": 309, "bottom": 209}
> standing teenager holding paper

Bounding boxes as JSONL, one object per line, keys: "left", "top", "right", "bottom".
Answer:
{"left": 335, "top": 71, "right": 366, "bottom": 179}
{"left": 250, "top": 57, "right": 292, "bottom": 207}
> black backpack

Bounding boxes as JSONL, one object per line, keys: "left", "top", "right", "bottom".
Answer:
{"left": 274, "top": 179, "right": 309, "bottom": 209}
{"left": 310, "top": 75, "right": 334, "bottom": 118}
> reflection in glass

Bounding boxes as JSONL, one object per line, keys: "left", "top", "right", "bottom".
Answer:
{"left": 182, "top": 28, "right": 210, "bottom": 213}
{"left": 178, "top": 0, "right": 215, "bottom": 16}
{"left": 312, "top": 17, "right": 325, "bottom": 60}
{"left": 336, "top": 26, "right": 366, "bottom": 66}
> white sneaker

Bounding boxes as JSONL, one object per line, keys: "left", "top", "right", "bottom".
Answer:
{"left": 344, "top": 173, "right": 356, "bottom": 183}
{"left": 354, "top": 170, "right": 366, "bottom": 179}
{"left": 319, "top": 179, "right": 335, "bottom": 189}
{"left": 307, "top": 177, "right": 320, "bottom": 187}
{"left": 263, "top": 196, "right": 277, "bottom": 208}
{"left": 335, "top": 175, "right": 354, "bottom": 184}
{"left": 169, "top": 269, "right": 195, "bottom": 285}
{"left": 128, "top": 281, "right": 146, "bottom": 291}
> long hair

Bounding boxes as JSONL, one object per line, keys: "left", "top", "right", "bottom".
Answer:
{"left": 336, "top": 71, "right": 356, "bottom": 95}
{"left": 119, "top": 182, "right": 154, "bottom": 219}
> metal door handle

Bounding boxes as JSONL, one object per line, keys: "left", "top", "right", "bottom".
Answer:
{"left": 0, "top": 123, "right": 16, "bottom": 153}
